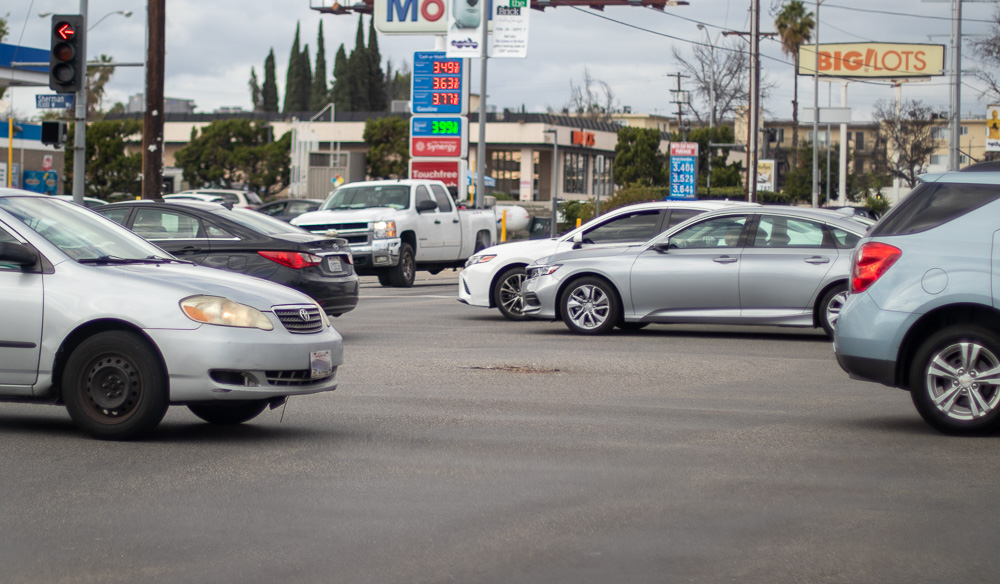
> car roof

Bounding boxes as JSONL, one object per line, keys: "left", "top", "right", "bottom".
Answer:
{"left": 692, "top": 204, "right": 868, "bottom": 233}
{"left": 107, "top": 199, "right": 228, "bottom": 211}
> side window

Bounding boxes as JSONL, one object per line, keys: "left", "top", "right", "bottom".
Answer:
{"left": 670, "top": 215, "right": 747, "bottom": 249}
{"left": 429, "top": 184, "right": 454, "bottom": 212}
{"left": 0, "top": 225, "right": 23, "bottom": 271}
{"left": 752, "top": 216, "right": 828, "bottom": 248}
{"left": 133, "top": 209, "right": 204, "bottom": 240}
{"left": 287, "top": 201, "right": 315, "bottom": 215}
{"left": 665, "top": 208, "right": 702, "bottom": 229}
{"left": 830, "top": 226, "right": 861, "bottom": 249}
{"left": 206, "top": 224, "right": 234, "bottom": 239}
{"left": 98, "top": 207, "right": 130, "bottom": 226}
{"left": 584, "top": 211, "right": 660, "bottom": 243}
{"left": 259, "top": 202, "right": 286, "bottom": 216}
{"left": 415, "top": 186, "right": 435, "bottom": 212}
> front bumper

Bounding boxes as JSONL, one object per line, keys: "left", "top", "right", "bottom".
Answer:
{"left": 350, "top": 238, "right": 401, "bottom": 273}
{"left": 458, "top": 265, "right": 494, "bottom": 308}
{"left": 521, "top": 275, "right": 560, "bottom": 320}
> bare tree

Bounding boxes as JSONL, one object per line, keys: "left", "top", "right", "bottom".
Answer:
{"left": 971, "top": 8, "right": 1000, "bottom": 100}
{"left": 872, "top": 99, "right": 941, "bottom": 187}
{"left": 672, "top": 38, "right": 752, "bottom": 127}
{"left": 565, "top": 67, "right": 616, "bottom": 121}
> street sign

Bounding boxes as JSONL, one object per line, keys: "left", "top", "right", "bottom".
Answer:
{"left": 410, "top": 116, "right": 468, "bottom": 158}
{"left": 411, "top": 51, "right": 467, "bottom": 115}
{"left": 36, "top": 94, "right": 75, "bottom": 109}
{"left": 409, "top": 159, "right": 466, "bottom": 189}
{"left": 669, "top": 142, "right": 699, "bottom": 200}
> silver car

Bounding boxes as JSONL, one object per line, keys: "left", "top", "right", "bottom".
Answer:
{"left": 521, "top": 205, "right": 866, "bottom": 336}
{"left": 0, "top": 189, "right": 343, "bottom": 440}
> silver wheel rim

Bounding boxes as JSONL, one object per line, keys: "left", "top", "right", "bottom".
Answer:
{"left": 498, "top": 273, "right": 525, "bottom": 316}
{"left": 402, "top": 252, "right": 414, "bottom": 281}
{"left": 566, "top": 284, "right": 611, "bottom": 330}
{"left": 925, "top": 341, "right": 1000, "bottom": 421}
{"left": 825, "top": 291, "right": 849, "bottom": 329}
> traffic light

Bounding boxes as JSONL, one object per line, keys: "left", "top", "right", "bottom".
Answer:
{"left": 40, "top": 121, "right": 67, "bottom": 147}
{"left": 49, "top": 14, "right": 85, "bottom": 94}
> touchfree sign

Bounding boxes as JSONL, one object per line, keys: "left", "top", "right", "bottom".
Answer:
{"left": 797, "top": 43, "right": 945, "bottom": 79}
{"left": 375, "top": 0, "right": 494, "bottom": 34}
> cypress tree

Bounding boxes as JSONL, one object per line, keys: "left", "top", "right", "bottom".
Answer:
{"left": 262, "top": 49, "right": 279, "bottom": 113}
{"left": 310, "top": 21, "right": 329, "bottom": 112}
{"left": 347, "top": 15, "right": 370, "bottom": 111}
{"left": 367, "top": 18, "right": 387, "bottom": 112}
{"left": 283, "top": 22, "right": 302, "bottom": 114}
{"left": 330, "top": 44, "right": 351, "bottom": 113}
{"left": 249, "top": 67, "right": 263, "bottom": 112}
{"left": 299, "top": 43, "right": 313, "bottom": 112}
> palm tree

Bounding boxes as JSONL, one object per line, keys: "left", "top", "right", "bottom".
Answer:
{"left": 775, "top": 1, "right": 815, "bottom": 168}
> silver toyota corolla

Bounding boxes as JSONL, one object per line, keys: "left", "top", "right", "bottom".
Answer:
{"left": 521, "top": 205, "right": 868, "bottom": 336}
{"left": 0, "top": 189, "right": 343, "bottom": 440}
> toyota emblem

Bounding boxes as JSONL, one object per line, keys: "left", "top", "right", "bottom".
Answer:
{"left": 299, "top": 309, "right": 311, "bottom": 321}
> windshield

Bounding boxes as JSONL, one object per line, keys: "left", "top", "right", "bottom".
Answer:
{"left": 320, "top": 185, "right": 410, "bottom": 211}
{"left": 0, "top": 196, "right": 169, "bottom": 261}
{"left": 217, "top": 207, "right": 311, "bottom": 236}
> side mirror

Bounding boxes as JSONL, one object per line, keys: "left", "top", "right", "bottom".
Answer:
{"left": 572, "top": 231, "right": 584, "bottom": 250}
{"left": 416, "top": 199, "right": 438, "bottom": 213}
{"left": 0, "top": 241, "right": 39, "bottom": 266}
{"left": 652, "top": 240, "right": 672, "bottom": 252}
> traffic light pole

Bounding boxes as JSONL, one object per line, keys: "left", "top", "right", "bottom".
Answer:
{"left": 72, "top": 0, "right": 88, "bottom": 204}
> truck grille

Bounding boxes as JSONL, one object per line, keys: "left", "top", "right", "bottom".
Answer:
{"left": 274, "top": 305, "right": 325, "bottom": 334}
{"left": 298, "top": 222, "right": 367, "bottom": 232}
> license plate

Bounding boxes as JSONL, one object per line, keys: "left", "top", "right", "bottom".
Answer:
{"left": 310, "top": 350, "right": 333, "bottom": 378}
{"left": 326, "top": 257, "right": 342, "bottom": 272}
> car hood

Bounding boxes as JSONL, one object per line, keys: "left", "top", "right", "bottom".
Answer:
{"left": 541, "top": 244, "right": 641, "bottom": 265}
{"left": 293, "top": 207, "right": 402, "bottom": 226}
{"left": 478, "top": 238, "right": 562, "bottom": 260}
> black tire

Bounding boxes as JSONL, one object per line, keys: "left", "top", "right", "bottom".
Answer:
{"left": 909, "top": 325, "right": 1000, "bottom": 435}
{"left": 818, "top": 283, "right": 849, "bottom": 338}
{"left": 559, "top": 277, "right": 620, "bottom": 335}
{"left": 188, "top": 400, "right": 269, "bottom": 425}
{"left": 616, "top": 322, "right": 649, "bottom": 331}
{"left": 62, "top": 331, "right": 168, "bottom": 440}
{"left": 376, "top": 271, "right": 392, "bottom": 286}
{"left": 389, "top": 243, "right": 415, "bottom": 288}
{"left": 493, "top": 266, "right": 530, "bottom": 321}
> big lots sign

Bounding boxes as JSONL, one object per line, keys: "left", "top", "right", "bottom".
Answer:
{"left": 798, "top": 43, "right": 945, "bottom": 79}
{"left": 376, "top": 0, "right": 493, "bottom": 34}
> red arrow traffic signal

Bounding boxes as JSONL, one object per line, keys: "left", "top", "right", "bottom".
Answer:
{"left": 56, "top": 22, "right": 75, "bottom": 40}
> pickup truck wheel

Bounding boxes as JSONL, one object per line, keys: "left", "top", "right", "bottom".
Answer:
{"left": 493, "top": 266, "right": 530, "bottom": 321}
{"left": 376, "top": 271, "right": 391, "bottom": 286}
{"left": 388, "top": 243, "right": 415, "bottom": 287}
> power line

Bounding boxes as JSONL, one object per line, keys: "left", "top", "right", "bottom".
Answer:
{"left": 821, "top": 1, "right": 997, "bottom": 23}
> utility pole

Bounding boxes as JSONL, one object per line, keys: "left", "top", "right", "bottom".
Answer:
{"left": 142, "top": 0, "right": 165, "bottom": 200}
{"left": 667, "top": 73, "right": 689, "bottom": 141}
{"left": 72, "top": 0, "right": 88, "bottom": 204}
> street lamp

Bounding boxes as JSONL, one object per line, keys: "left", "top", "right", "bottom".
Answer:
{"left": 696, "top": 24, "right": 718, "bottom": 129}
{"left": 812, "top": 0, "right": 826, "bottom": 209}
{"left": 39, "top": 9, "right": 132, "bottom": 30}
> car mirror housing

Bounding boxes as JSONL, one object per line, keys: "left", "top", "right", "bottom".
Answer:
{"left": 416, "top": 200, "right": 438, "bottom": 213}
{"left": 652, "top": 240, "right": 671, "bottom": 252}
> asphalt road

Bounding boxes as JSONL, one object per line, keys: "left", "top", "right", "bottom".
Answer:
{"left": 2, "top": 271, "right": 999, "bottom": 584}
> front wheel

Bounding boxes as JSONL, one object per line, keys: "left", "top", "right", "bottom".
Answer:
{"left": 388, "top": 243, "right": 415, "bottom": 288}
{"left": 818, "top": 283, "right": 849, "bottom": 338}
{"left": 63, "top": 331, "right": 169, "bottom": 440}
{"left": 188, "top": 401, "right": 269, "bottom": 425}
{"left": 493, "top": 266, "right": 529, "bottom": 321}
{"left": 560, "top": 277, "right": 620, "bottom": 335}
{"left": 909, "top": 325, "right": 1000, "bottom": 435}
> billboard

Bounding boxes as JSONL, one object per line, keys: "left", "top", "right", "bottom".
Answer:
{"left": 376, "top": 0, "right": 493, "bottom": 34}
{"left": 797, "top": 43, "right": 945, "bottom": 78}
{"left": 668, "top": 142, "right": 698, "bottom": 200}
{"left": 988, "top": 105, "right": 1000, "bottom": 153}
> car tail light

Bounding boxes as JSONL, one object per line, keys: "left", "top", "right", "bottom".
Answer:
{"left": 851, "top": 242, "right": 901, "bottom": 293}
{"left": 258, "top": 251, "right": 322, "bottom": 269}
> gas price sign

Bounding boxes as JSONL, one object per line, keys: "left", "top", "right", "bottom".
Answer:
{"left": 411, "top": 52, "right": 468, "bottom": 115}
{"left": 410, "top": 116, "right": 468, "bottom": 158}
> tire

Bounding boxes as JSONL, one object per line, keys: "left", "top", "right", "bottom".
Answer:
{"left": 818, "top": 283, "right": 849, "bottom": 338}
{"left": 560, "top": 277, "right": 620, "bottom": 335}
{"left": 909, "top": 325, "right": 1000, "bottom": 435}
{"left": 376, "top": 271, "right": 392, "bottom": 286}
{"left": 62, "top": 331, "right": 169, "bottom": 440}
{"left": 493, "top": 266, "right": 530, "bottom": 321}
{"left": 616, "top": 322, "right": 649, "bottom": 331}
{"left": 188, "top": 400, "right": 269, "bottom": 425}
{"left": 388, "top": 243, "right": 415, "bottom": 288}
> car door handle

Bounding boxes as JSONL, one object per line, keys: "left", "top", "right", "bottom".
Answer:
{"left": 804, "top": 256, "right": 830, "bottom": 264}
{"left": 452, "top": 219, "right": 460, "bottom": 223}
{"left": 434, "top": 219, "right": 441, "bottom": 224}
{"left": 713, "top": 256, "right": 738, "bottom": 264}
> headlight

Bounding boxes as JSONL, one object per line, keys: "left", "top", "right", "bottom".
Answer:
{"left": 526, "top": 264, "right": 561, "bottom": 279}
{"left": 316, "top": 302, "right": 332, "bottom": 327}
{"left": 465, "top": 253, "right": 497, "bottom": 268}
{"left": 180, "top": 295, "right": 274, "bottom": 330}
{"left": 373, "top": 220, "right": 396, "bottom": 239}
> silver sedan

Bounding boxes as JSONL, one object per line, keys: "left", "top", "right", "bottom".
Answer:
{"left": 521, "top": 206, "right": 867, "bottom": 337}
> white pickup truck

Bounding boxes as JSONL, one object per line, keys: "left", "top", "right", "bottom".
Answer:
{"left": 291, "top": 179, "right": 498, "bottom": 287}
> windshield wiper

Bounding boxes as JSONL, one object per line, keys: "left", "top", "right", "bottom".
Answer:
{"left": 79, "top": 255, "right": 190, "bottom": 265}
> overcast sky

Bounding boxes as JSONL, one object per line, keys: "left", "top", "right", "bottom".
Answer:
{"left": 5, "top": 0, "right": 999, "bottom": 123}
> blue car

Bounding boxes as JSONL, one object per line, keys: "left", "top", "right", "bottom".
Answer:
{"left": 834, "top": 163, "right": 1000, "bottom": 434}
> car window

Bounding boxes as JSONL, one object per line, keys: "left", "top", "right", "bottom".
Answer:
{"left": 259, "top": 202, "right": 286, "bottom": 216}
{"left": 873, "top": 182, "right": 1000, "bottom": 236}
{"left": 429, "top": 184, "right": 454, "bottom": 212}
{"left": 752, "top": 216, "right": 828, "bottom": 248}
{"left": 584, "top": 210, "right": 660, "bottom": 243}
{"left": 830, "top": 226, "right": 861, "bottom": 249}
{"left": 133, "top": 209, "right": 203, "bottom": 240}
{"left": 98, "top": 207, "right": 130, "bottom": 225}
{"left": 669, "top": 215, "right": 747, "bottom": 249}
{"left": 208, "top": 192, "right": 240, "bottom": 205}
{"left": 415, "top": 186, "right": 435, "bottom": 212}
{"left": 665, "top": 208, "right": 702, "bottom": 229}
{"left": 245, "top": 192, "right": 263, "bottom": 205}
{"left": 287, "top": 201, "right": 317, "bottom": 215}
{"left": 0, "top": 224, "right": 22, "bottom": 271}
{"left": 216, "top": 208, "right": 307, "bottom": 235}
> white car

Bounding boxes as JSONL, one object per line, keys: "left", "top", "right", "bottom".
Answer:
{"left": 163, "top": 193, "right": 226, "bottom": 204}
{"left": 173, "top": 189, "right": 263, "bottom": 209}
{"left": 458, "top": 200, "right": 754, "bottom": 320}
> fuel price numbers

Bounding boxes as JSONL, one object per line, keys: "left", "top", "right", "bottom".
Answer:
{"left": 412, "top": 51, "right": 466, "bottom": 115}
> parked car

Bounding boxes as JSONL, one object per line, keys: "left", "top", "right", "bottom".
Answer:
{"left": 163, "top": 193, "right": 226, "bottom": 204}
{"left": 52, "top": 195, "right": 108, "bottom": 208}
{"left": 834, "top": 168, "right": 1000, "bottom": 435}
{"left": 173, "top": 189, "right": 263, "bottom": 209}
{"left": 256, "top": 198, "right": 322, "bottom": 222}
{"left": 522, "top": 205, "right": 866, "bottom": 336}
{"left": 95, "top": 200, "right": 359, "bottom": 317}
{"left": 459, "top": 200, "right": 753, "bottom": 320}
{"left": 0, "top": 188, "right": 343, "bottom": 439}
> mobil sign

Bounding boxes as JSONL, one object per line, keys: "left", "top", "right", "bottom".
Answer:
{"left": 798, "top": 42, "right": 945, "bottom": 79}
{"left": 376, "top": 0, "right": 492, "bottom": 34}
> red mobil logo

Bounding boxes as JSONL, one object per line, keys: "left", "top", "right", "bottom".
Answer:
{"left": 410, "top": 160, "right": 462, "bottom": 187}
{"left": 411, "top": 136, "right": 462, "bottom": 157}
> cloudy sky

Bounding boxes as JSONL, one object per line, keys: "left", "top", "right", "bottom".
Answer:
{"left": 5, "top": 0, "right": 999, "bottom": 123}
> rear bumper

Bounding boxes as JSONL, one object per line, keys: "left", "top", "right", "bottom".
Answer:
{"left": 834, "top": 351, "right": 898, "bottom": 387}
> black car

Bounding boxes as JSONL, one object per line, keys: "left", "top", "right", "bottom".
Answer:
{"left": 255, "top": 198, "right": 322, "bottom": 222}
{"left": 96, "top": 200, "right": 359, "bottom": 316}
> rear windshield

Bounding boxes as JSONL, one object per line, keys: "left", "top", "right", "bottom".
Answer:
{"left": 871, "top": 182, "right": 1000, "bottom": 236}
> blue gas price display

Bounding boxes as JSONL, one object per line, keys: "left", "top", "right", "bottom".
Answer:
{"left": 411, "top": 52, "right": 466, "bottom": 114}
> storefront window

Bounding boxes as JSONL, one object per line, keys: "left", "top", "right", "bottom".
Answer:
{"left": 489, "top": 150, "right": 540, "bottom": 199}
{"left": 592, "top": 154, "right": 613, "bottom": 199}
{"left": 563, "top": 152, "right": 588, "bottom": 194}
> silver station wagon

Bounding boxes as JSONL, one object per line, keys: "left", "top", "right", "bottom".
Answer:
{"left": 0, "top": 189, "right": 343, "bottom": 440}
